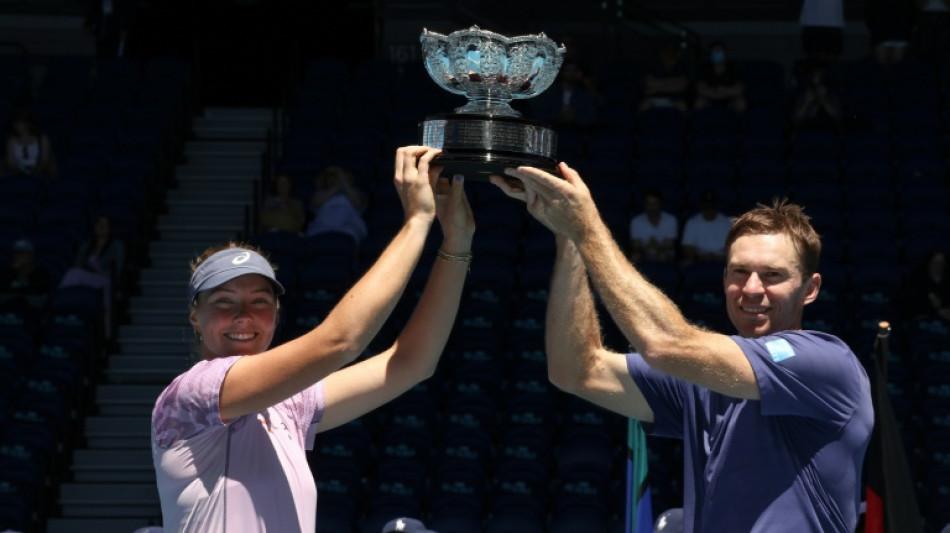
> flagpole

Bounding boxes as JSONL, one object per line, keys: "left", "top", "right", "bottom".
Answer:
{"left": 864, "top": 320, "right": 923, "bottom": 533}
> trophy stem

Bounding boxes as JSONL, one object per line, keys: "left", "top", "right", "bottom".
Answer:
{"left": 455, "top": 95, "right": 521, "bottom": 118}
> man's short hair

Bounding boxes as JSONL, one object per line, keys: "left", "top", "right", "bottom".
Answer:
{"left": 726, "top": 198, "right": 821, "bottom": 277}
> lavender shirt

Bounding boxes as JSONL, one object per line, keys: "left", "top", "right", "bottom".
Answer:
{"left": 152, "top": 356, "right": 325, "bottom": 532}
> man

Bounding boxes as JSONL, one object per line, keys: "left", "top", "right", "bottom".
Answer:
{"left": 490, "top": 164, "right": 873, "bottom": 533}
{"left": 680, "top": 189, "right": 732, "bottom": 264}
{"left": 629, "top": 189, "right": 678, "bottom": 264}
{"left": 694, "top": 41, "right": 746, "bottom": 112}
{"left": 528, "top": 60, "right": 598, "bottom": 130}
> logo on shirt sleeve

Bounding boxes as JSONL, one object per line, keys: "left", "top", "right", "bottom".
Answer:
{"left": 765, "top": 338, "right": 796, "bottom": 363}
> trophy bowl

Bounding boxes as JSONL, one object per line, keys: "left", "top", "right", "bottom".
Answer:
{"left": 419, "top": 26, "right": 566, "bottom": 181}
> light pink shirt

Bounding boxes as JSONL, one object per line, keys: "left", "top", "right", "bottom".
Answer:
{"left": 152, "top": 356, "right": 325, "bottom": 532}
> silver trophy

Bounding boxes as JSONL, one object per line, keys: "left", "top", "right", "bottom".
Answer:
{"left": 419, "top": 26, "right": 566, "bottom": 180}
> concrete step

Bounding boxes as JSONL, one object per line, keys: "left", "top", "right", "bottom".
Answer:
{"left": 119, "top": 324, "right": 192, "bottom": 341}
{"left": 128, "top": 307, "right": 189, "bottom": 326}
{"left": 137, "top": 280, "right": 182, "bottom": 298}
{"left": 71, "top": 448, "right": 156, "bottom": 482}
{"left": 138, "top": 268, "right": 189, "bottom": 284}
{"left": 177, "top": 157, "right": 261, "bottom": 170}
{"left": 105, "top": 355, "right": 191, "bottom": 383}
{"left": 184, "top": 140, "right": 267, "bottom": 158}
{"left": 94, "top": 384, "right": 166, "bottom": 417}
{"left": 147, "top": 241, "right": 209, "bottom": 256}
{"left": 156, "top": 226, "right": 239, "bottom": 242}
{"left": 167, "top": 184, "right": 254, "bottom": 201}
{"left": 176, "top": 167, "right": 259, "bottom": 180}
{"left": 82, "top": 416, "right": 153, "bottom": 449}
{"left": 48, "top": 518, "right": 162, "bottom": 533}
{"left": 202, "top": 107, "right": 273, "bottom": 121}
{"left": 129, "top": 295, "right": 185, "bottom": 311}
{"left": 191, "top": 123, "right": 271, "bottom": 141}
{"left": 166, "top": 202, "right": 247, "bottom": 217}
{"left": 115, "top": 334, "right": 192, "bottom": 349}
{"left": 59, "top": 482, "right": 161, "bottom": 518}
{"left": 157, "top": 213, "right": 245, "bottom": 228}
{"left": 163, "top": 191, "right": 249, "bottom": 209}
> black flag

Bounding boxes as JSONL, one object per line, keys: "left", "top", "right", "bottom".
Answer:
{"left": 863, "top": 321, "right": 922, "bottom": 533}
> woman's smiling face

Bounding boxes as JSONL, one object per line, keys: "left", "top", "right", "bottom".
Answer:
{"left": 189, "top": 274, "right": 278, "bottom": 358}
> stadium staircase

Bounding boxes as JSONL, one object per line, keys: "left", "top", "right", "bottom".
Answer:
{"left": 47, "top": 107, "right": 272, "bottom": 533}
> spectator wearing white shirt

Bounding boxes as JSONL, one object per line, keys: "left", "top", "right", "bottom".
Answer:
{"left": 629, "top": 189, "right": 678, "bottom": 264}
{"left": 681, "top": 190, "right": 732, "bottom": 264}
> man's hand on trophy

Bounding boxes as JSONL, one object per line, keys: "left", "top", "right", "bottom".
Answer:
{"left": 394, "top": 146, "right": 443, "bottom": 224}
{"left": 489, "top": 162, "right": 596, "bottom": 240}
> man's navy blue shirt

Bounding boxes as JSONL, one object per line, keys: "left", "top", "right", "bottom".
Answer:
{"left": 627, "top": 330, "right": 873, "bottom": 532}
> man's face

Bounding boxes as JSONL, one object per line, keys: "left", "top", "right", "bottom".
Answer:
{"left": 723, "top": 233, "right": 820, "bottom": 338}
{"left": 643, "top": 195, "right": 662, "bottom": 216}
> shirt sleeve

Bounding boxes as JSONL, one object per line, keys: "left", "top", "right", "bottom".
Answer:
{"left": 733, "top": 330, "right": 868, "bottom": 428}
{"left": 302, "top": 381, "right": 325, "bottom": 450}
{"left": 626, "top": 352, "right": 692, "bottom": 439}
{"left": 152, "top": 356, "right": 242, "bottom": 448}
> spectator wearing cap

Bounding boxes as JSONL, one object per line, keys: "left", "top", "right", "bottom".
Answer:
{"left": 0, "top": 238, "right": 51, "bottom": 310}
{"left": 680, "top": 190, "right": 732, "bottom": 264}
{"left": 151, "top": 146, "right": 475, "bottom": 532}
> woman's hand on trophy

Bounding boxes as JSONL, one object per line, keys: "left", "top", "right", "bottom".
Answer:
{"left": 435, "top": 173, "right": 475, "bottom": 252}
{"left": 490, "top": 162, "right": 597, "bottom": 241}
{"left": 394, "top": 146, "right": 443, "bottom": 225}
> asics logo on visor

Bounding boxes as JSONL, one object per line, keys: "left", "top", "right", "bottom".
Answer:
{"left": 232, "top": 251, "right": 251, "bottom": 265}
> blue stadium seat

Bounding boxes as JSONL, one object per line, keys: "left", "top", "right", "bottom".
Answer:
{"left": 689, "top": 106, "right": 739, "bottom": 134}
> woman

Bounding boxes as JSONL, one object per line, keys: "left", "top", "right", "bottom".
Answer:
{"left": 4, "top": 110, "right": 55, "bottom": 177}
{"left": 151, "top": 146, "right": 474, "bottom": 532}
{"left": 60, "top": 214, "right": 126, "bottom": 307}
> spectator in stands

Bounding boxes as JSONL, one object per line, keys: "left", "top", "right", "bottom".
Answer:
{"left": 639, "top": 41, "right": 692, "bottom": 113}
{"left": 799, "top": 0, "right": 845, "bottom": 64}
{"left": 59, "top": 215, "right": 126, "bottom": 309}
{"left": 490, "top": 164, "right": 872, "bottom": 533}
{"left": 528, "top": 59, "right": 598, "bottom": 129}
{"left": 152, "top": 146, "right": 475, "bottom": 531}
{"left": 791, "top": 62, "right": 842, "bottom": 133}
{"left": 629, "top": 189, "right": 678, "bottom": 264}
{"left": 866, "top": 0, "right": 916, "bottom": 67}
{"left": 0, "top": 238, "right": 51, "bottom": 311}
{"left": 694, "top": 41, "right": 746, "bottom": 112}
{"left": 3, "top": 110, "right": 56, "bottom": 178}
{"left": 83, "top": 0, "right": 135, "bottom": 57}
{"left": 680, "top": 190, "right": 732, "bottom": 265}
{"left": 258, "top": 173, "right": 305, "bottom": 234}
{"left": 915, "top": 0, "right": 950, "bottom": 63}
{"left": 306, "top": 165, "right": 368, "bottom": 245}
{"left": 903, "top": 248, "right": 950, "bottom": 322}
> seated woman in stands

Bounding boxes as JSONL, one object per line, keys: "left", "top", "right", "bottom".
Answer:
{"left": 3, "top": 109, "right": 56, "bottom": 178}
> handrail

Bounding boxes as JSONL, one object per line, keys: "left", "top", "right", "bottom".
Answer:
{"left": 615, "top": 0, "right": 703, "bottom": 48}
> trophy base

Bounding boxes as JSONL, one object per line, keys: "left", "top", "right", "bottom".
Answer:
{"left": 433, "top": 151, "right": 560, "bottom": 183}
{"left": 420, "top": 114, "right": 559, "bottom": 182}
